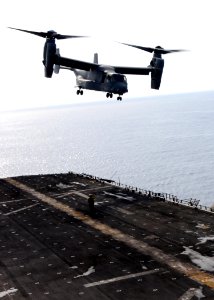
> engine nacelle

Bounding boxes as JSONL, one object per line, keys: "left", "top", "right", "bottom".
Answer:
{"left": 150, "top": 57, "right": 164, "bottom": 90}
{"left": 54, "top": 48, "right": 60, "bottom": 74}
{"left": 43, "top": 39, "right": 56, "bottom": 78}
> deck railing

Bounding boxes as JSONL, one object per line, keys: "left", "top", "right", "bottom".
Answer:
{"left": 77, "top": 172, "right": 214, "bottom": 214}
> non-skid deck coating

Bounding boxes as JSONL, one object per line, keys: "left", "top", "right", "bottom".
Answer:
{"left": 0, "top": 173, "right": 214, "bottom": 299}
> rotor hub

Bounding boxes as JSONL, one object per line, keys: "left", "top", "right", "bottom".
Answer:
{"left": 46, "top": 30, "right": 58, "bottom": 39}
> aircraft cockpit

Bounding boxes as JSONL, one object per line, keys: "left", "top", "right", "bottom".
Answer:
{"left": 107, "top": 74, "right": 127, "bottom": 83}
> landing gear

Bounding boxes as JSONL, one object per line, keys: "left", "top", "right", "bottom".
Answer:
{"left": 106, "top": 92, "right": 113, "bottom": 99}
{"left": 106, "top": 92, "right": 122, "bottom": 101}
{"left": 76, "top": 88, "right": 83, "bottom": 95}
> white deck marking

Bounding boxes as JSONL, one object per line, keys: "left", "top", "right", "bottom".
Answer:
{"left": 114, "top": 207, "right": 133, "bottom": 215}
{"left": 73, "top": 192, "right": 88, "bottom": 199}
{"left": 5, "top": 178, "right": 214, "bottom": 289}
{"left": 84, "top": 269, "right": 159, "bottom": 288}
{"left": 178, "top": 288, "right": 197, "bottom": 300}
{"left": 0, "top": 288, "right": 18, "bottom": 298}
{"left": 1, "top": 199, "right": 30, "bottom": 204}
{"left": 4, "top": 203, "right": 38, "bottom": 216}
{"left": 55, "top": 186, "right": 113, "bottom": 198}
{"left": 178, "top": 287, "right": 204, "bottom": 300}
{"left": 76, "top": 186, "right": 113, "bottom": 193}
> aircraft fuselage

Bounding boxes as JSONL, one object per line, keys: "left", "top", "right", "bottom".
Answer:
{"left": 74, "top": 69, "right": 128, "bottom": 96}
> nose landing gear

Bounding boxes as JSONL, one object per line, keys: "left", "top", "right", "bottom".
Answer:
{"left": 117, "top": 96, "right": 122, "bottom": 101}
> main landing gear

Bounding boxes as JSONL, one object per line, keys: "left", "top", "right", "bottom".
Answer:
{"left": 76, "top": 88, "right": 83, "bottom": 95}
{"left": 106, "top": 93, "right": 123, "bottom": 101}
{"left": 106, "top": 92, "right": 113, "bottom": 99}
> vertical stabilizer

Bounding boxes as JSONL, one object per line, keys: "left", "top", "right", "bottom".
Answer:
{"left": 93, "top": 53, "right": 98, "bottom": 64}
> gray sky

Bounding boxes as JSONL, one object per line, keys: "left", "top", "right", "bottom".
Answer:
{"left": 0, "top": 0, "right": 213, "bottom": 110}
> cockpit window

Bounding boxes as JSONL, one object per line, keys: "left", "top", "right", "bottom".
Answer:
{"left": 111, "top": 74, "right": 126, "bottom": 82}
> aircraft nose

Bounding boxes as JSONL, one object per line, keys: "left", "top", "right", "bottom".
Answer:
{"left": 114, "top": 83, "right": 128, "bottom": 94}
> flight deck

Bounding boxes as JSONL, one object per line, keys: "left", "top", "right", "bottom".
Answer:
{"left": 0, "top": 172, "right": 214, "bottom": 299}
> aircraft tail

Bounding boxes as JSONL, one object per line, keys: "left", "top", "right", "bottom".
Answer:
{"left": 93, "top": 53, "right": 98, "bottom": 64}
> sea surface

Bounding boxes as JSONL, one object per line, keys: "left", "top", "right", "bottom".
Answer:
{"left": 1, "top": 91, "right": 214, "bottom": 207}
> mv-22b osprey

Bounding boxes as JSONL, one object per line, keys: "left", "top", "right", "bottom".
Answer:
{"left": 9, "top": 27, "right": 184, "bottom": 101}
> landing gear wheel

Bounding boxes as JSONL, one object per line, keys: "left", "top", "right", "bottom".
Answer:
{"left": 106, "top": 92, "right": 113, "bottom": 99}
{"left": 77, "top": 89, "right": 83, "bottom": 96}
{"left": 117, "top": 96, "right": 122, "bottom": 101}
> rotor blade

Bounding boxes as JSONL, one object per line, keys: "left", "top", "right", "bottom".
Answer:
{"left": 8, "top": 27, "right": 47, "bottom": 38}
{"left": 120, "top": 43, "right": 154, "bottom": 53}
{"left": 120, "top": 42, "right": 185, "bottom": 54}
{"left": 8, "top": 27, "right": 87, "bottom": 39}
{"left": 55, "top": 34, "right": 87, "bottom": 39}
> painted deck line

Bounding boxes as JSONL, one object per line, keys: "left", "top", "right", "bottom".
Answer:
{"left": 4, "top": 203, "right": 38, "bottom": 216}
{"left": 178, "top": 287, "right": 203, "bottom": 300}
{"left": 76, "top": 186, "right": 113, "bottom": 193}
{"left": 73, "top": 191, "right": 89, "bottom": 199}
{"left": 5, "top": 178, "right": 214, "bottom": 289}
{"left": 0, "top": 199, "right": 31, "bottom": 204}
{"left": 56, "top": 186, "right": 113, "bottom": 198}
{"left": 114, "top": 207, "right": 134, "bottom": 215}
{"left": 84, "top": 269, "right": 159, "bottom": 288}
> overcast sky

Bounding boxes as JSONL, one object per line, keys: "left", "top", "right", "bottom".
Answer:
{"left": 0, "top": 0, "right": 213, "bottom": 110}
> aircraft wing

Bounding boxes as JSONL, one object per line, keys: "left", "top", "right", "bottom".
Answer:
{"left": 113, "top": 66, "right": 153, "bottom": 75}
{"left": 55, "top": 55, "right": 153, "bottom": 75}
{"left": 54, "top": 55, "right": 97, "bottom": 71}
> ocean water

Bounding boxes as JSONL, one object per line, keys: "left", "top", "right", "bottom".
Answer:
{"left": 1, "top": 91, "right": 214, "bottom": 207}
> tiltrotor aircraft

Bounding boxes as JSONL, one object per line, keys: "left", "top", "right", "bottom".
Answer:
{"left": 9, "top": 27, "right": 183, "bottom": 101}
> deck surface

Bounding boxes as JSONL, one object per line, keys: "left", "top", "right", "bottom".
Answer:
{"left": 0, "top": 173, "right": 214, "bottom": 299}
